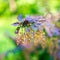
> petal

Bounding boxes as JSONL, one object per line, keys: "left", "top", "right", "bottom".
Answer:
{"left": 34, "top": 23, "right": 43, "bottom": 30}
{"left": 38, "top": 20, "right": 46, "bottom": 23}
{"left": 45, "top": 21, "right": 54, "bottom": 27}
{"left": 44, "top": 26, "right": 52, "bottom": 37}
{"left": 12, "top": 22, "right": 19, "bottom": 26}
{"left": 25, "top": 15, "right": 33, "bottom": 22}
{"left": 52, "top": 28, "right": 60, "bottom": 35}
{"left": 31, "top": 16, "right": 43, "bottom": 20}
{"left": 30, "top": 25, "right": 38, "bottom": 31}
{"left": 17, "top": 15, "right": 22, "bottom": 21}
{"left": 33, "top": 19, "right": 45, "bottom": 23}
{"left": 31, "top": 16, "right": 45, "bottom": 22}
{"left": 39, "top": 25, "right": 43, "bottom": 30}
{"left": 34, "top": 23, "right": 41, "bottom": 26}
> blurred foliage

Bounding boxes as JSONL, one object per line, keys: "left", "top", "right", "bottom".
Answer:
{"left": 0, "top": 0, "right": 60, "bottom": 16}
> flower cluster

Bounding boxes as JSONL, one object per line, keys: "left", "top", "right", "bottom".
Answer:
{"left": 12, "top": 15, "right": 47, "bottom": 48}
{"left": 12, "top": 15, "right": 46, "bottom": 34}
{"left": 12, "top": 15, "right": 60, "bottom": 49}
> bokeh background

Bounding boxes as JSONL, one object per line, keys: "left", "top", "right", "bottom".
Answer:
{"left": 0, "top": 0, "right": 60, "bottom": 60}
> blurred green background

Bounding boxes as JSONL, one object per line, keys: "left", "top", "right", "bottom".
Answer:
{"left": 0, "top": 0, "right": 60, "bottom": 60}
